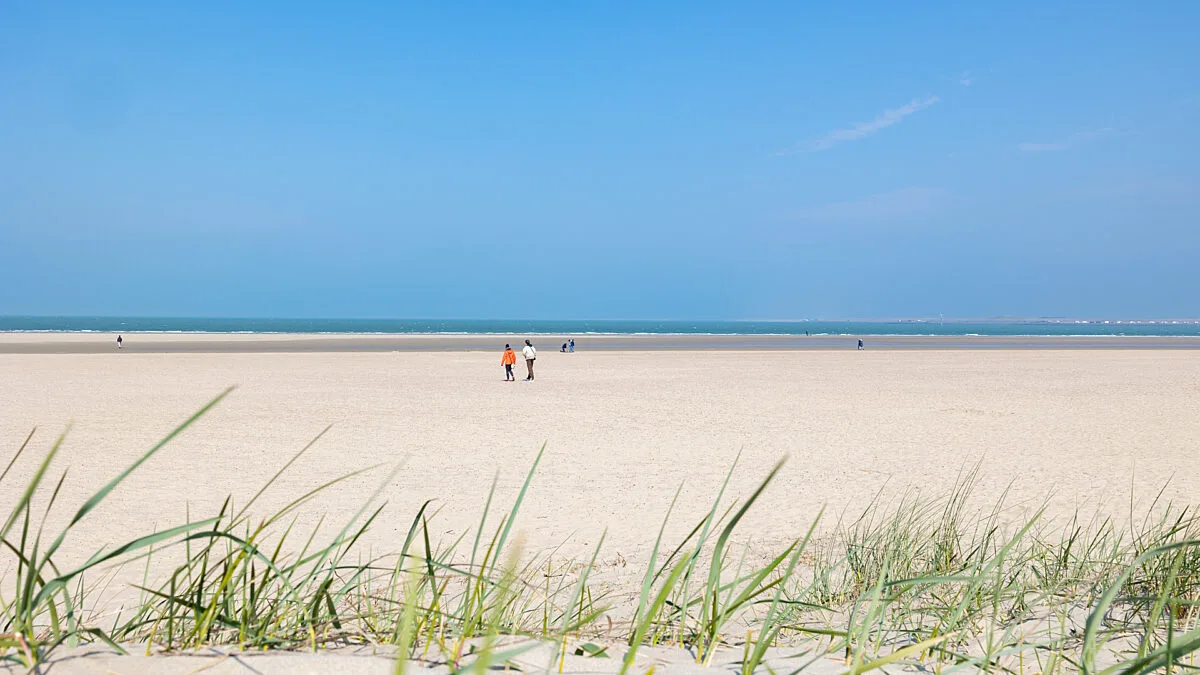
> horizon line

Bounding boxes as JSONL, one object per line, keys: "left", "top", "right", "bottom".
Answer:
{"left": 3, "top": 314, "right": 1200, "bottom": 323}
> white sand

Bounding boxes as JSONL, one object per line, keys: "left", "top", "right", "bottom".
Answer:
{"left": 5, "top": 641, "right": 848, "bottom": 675}
{"left": 3, "top": 345, "right": 1199, "bottom": 672}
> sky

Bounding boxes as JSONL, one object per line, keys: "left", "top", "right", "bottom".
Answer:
{"left": 1, "top": 2, "right": 1198, "bottom": 320}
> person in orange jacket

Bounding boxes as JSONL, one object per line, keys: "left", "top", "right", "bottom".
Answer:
{"left": 501, "top": 344, "right": 517, "bottom": 381}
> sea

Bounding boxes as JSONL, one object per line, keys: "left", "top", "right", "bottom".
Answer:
{"left": 2, "top": 316, "right": 1200, "bottom": 337}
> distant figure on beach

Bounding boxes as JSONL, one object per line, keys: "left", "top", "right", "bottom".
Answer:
{"left": 522, "top": 340, "right": 537, "bottom": 381}
{"left": 857, "top": 339, "right": 864, "bottom": 350}
{"left": 501, "top": 344, "right": 517, "bottom": 381}
{"left": 561, "top": 342, "right": 568, "bottom": 352}
{"left": 569, "top": 338, "right": 575, "bottom": 352}
{"left": 116, "top": 335, "right": 123, "bottom": 350}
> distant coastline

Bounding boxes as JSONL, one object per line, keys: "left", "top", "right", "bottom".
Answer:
{"left": 5, "top": 331, "right": 1200, "bottom": 353}
{"left": 3, "top": 316, "right": 1200, "bottom": 338}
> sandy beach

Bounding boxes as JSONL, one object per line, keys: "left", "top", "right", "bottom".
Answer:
{"left": 3, "top": 336, "right": 1200, "bottom": 672}
{"left": 4, "top": 336, "right": 1199, "bottom": 563}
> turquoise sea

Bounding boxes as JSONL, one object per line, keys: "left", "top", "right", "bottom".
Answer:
{"left": 2, "top": 316, "right": 1200, "bottom": 337}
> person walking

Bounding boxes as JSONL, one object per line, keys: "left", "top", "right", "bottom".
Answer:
{"left": 522, "top": 339, "right": 537, "bottom": 381}
{"left": 857, "top": 339, "right": 864, "bottom": 350}
{"left": 501, "top": 344, "right": 517, "bottom": 381}
{"left": 117, "top": 335, "right": 123, "bottom": 350}
{"left": 569, "top": 338, "right": 574, "bottom": 353}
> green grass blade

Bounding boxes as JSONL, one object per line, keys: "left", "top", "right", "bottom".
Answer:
{"left": 701, "top": 457, "right": 786, "bottom": 649}
{"left": 621, "top": 557, "right": 689, "bottom": 675}
{"left": 0, "top": 428, "right": 36, "bottom": 487}
{"left": 235, "top": 424, "right": 333, "bottom": 521}
{"left": 1, "top": 428, "right": 67, "bottom": 543}
{"left": 31, "top": 517, "right": 219, "bottom": 610}
{"left": 492, "top": 444, "right": 545, "bottom": 573}
{"left": 841, "top": 634, "right": 952, "bottom": 675}
{"left": 1083, "top": 539, "right": 1200, "bottom": 673}
{"left": 630, "top": 483, "right": 681, "bottom": 645}
{"left": 69, "top": 387, "right": 233, "bottom": 529}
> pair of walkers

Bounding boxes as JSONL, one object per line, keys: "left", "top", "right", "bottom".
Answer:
{"left": 501, "top": 340, "right": 537, "bottom": 381}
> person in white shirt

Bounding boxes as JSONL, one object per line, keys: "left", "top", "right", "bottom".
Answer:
{"left": 521, "top": 339, "right": 537, "bottom": 381}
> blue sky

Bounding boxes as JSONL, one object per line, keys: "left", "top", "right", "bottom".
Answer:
{"left": 1, "top": 2, "right": 1197, "bottom": 319}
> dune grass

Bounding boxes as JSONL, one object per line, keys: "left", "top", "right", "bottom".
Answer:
{"left": 3, "top": 393, "right": 1200, "bottom": 673}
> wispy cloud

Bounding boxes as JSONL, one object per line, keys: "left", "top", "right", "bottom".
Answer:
{"left": 799, "top": 187, "right": 949, "bottom": 221}
{"left": 780, "top": 96, "right": 940, "bottom": 154}
{"left": 1061, "top": 177, "right": 1199, "bottom": 206}
{"left": 957, "top": 71, "right": 974, "bottom": 87}
{"left": 1018, "top": 128, "right": 1112, "bottom": 152}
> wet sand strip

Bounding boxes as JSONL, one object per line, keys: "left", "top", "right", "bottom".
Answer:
{"left": 4, "top": 333, "right": 1200, "bottom": 353}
